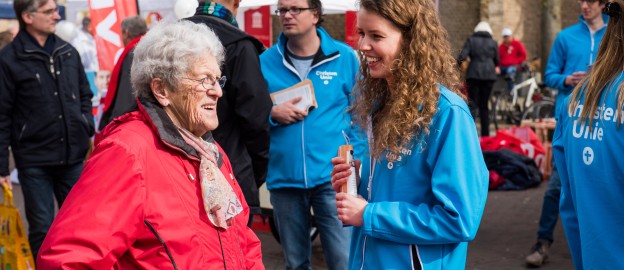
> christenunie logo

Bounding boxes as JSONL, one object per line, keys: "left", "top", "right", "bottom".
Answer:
{"left": 316, "top": 71, "right": 337, "bottom": 85}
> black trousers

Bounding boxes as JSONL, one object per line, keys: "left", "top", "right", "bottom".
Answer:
{"left": 467, "top": 79, "right": 495, "bottom": 137}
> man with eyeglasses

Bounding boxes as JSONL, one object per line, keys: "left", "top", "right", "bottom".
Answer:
{"left": 260, "top": 0, "right": 365, "bottom": 269}
{"left": 185, "top": 0, "right": 272, "bottom": 225}
{"left": 0, "top": 0, "right": 94, "bottom": 260}
{"left": 526, "top": 0, "right": 607, "bottom": 267}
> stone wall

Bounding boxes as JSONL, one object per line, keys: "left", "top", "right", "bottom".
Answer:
{"left": 438, "top": 0, "right": 584, "bottom": 67}
{"left": 439, "top": 0, "right": 481, "bottom": 57}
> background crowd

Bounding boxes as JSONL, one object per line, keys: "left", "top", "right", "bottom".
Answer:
{"left": 0, "top": 0, "right": 622, "bottom": 269}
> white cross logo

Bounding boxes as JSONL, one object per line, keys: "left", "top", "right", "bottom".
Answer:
{"left": 582, "top": 147, "right": 594, "bottom": 165}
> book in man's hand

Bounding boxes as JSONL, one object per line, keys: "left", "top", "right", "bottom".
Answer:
{"left": 269, "top": 79, "right": 318, "bottom": 112}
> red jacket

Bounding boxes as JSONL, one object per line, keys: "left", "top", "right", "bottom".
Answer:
{"left": 37, "top": 98, "right": 264, "bottom": 269}
{"left": 499, "top": 39, "right": 527, "bottom": 67}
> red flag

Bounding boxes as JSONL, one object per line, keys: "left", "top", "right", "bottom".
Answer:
{"left": 244, "top": 6, "right": 271, "bottom": 48}
{"left": 89, "top": 0, "right": 138, "bottom": 71}
{"left": 345, "top": 11, "right": 358, "bottom": 49}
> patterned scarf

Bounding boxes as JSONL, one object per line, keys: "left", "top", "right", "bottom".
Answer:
{"left": 178, "top": 128, "right": 243, "bottom": 229}
{"left": 195, "top": 1, "right": 239, "bottom": 28}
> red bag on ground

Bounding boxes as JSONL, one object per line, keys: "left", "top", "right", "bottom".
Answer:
{"left": 480, "top": 127, "right": 545, "bottom": 176}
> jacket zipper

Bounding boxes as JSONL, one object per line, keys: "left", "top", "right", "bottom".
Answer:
{"left": 278, "top": 47, "right": 311, "bottom": 187}
{"left": 18, "top": 123, "right": 27, "bottom": 142}
{"left": 217, "top": 230, "right": 227, "bottom": 269}
{"left": 22, "top": 43, "right": 70, "bottom": 79}
{"left": 144, "top": 220, "right": 179, "bottom": 269}
{"left": 410, "top": 245, "right": 423, "bottom": 270}
{"left": 278, "top": 47, "right": 340, "bottom": 188}
{"left": 234, "top": 222, "right": 246, "bottom": 267}
{"left": 49, "top": 56, "right": 55, "bottom": 79}
{"left": 81, "top": 114, "right": 88, "bottom": 125}
{"left": 359, "top": 235, "right": 368, "bottom": 270}
{"left": 360, "top": 156, "right": 375, "bottom": 270}
{"left": 301, "top": 120, "right": 308, "bottom": 187}
{"left": 360, "top": 121, "right": 375, "bottom": 270}
{"left": 582, "top": 20, "right": 606, "bottom": 65}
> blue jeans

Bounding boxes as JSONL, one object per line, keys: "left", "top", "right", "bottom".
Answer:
{"left": 500, "top": 65, "right": 518, "bottom": 90}
{"left": 18, "top": 162, "right": 83, "bottom": 259}
{"left": 270, "top": 182, "right": 350, "bottom": 270}
{"left": 536, "top": 162, "right": 560, "bottom": 243}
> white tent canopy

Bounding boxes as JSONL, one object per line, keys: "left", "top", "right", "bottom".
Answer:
{"left": 239, "top": 0, "right": 358, "bottom": 14}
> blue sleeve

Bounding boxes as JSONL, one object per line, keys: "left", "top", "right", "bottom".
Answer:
{"left": 552, "top": 108, "right": 583, "bottom": 268}
{"left": 268, "top": 112, "right": 281, "bottom": 127}
{"left": 348, "top": 122, "right": 367, "bottom": 162}
{"left": 361, "top": 105, "right": 489, "bottom": 244}
{"left": 544, "top": 35, "right": 574, "bottom": 94}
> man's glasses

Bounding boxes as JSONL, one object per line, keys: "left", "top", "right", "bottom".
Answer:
{"left": 275, "top": 7, "right": 315, "bottom": 16}
{"left": 184, "top": 75, "right": 227, "bottom": 91}
{"left": 577, "top": 0, "right": 600, "bottom": 4}
{"left": 33, "top": 7, "right": 59, "bottom": 16}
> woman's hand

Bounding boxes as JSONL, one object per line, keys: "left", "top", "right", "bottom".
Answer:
{"left": 336, "top": 192, "right": 367, "bottom": 226}
{"left": 330, "top": 157, "right": 360, "bottom": 193}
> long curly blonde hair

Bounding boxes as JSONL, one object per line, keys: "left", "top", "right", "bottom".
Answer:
{"left": 351, "top": 0, "right": 463, "bottom": 161}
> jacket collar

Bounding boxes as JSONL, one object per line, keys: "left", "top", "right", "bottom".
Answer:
{"left": 276, "top": 27, "right": 341, "bottom": 71}
{"left": 578, "top": 14, "right": 609, "bottom": 32}
{"left": 14, "top": 30, "right": 68, "bottom": 57}
{"left": 473, "top": 31, "right": 492, "bottom": 38}
{"left": 136, "top": 96, "right": 223, "bottom": 166}
{"left": 185, "top": 12, "right": 265, "bottom": 52}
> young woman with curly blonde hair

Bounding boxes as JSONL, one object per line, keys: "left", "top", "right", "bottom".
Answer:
{"left": 330, "top": 0, "right": 489, "bottom": 269}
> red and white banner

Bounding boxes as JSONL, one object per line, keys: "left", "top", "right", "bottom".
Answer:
{"left": 345, "top": 11, "right": 358, "bottom": 49}
{"left": 244, "top": 6, "right": 271, "bottom": 48}
{"left": 89, "top": 0, "right": 138, "bottom": 71}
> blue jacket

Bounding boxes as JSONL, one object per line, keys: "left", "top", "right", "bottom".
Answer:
{"left": 350, "top": 86, "right": 489, "bottom": 269}
{"left": 260, "top": 27, "right": 365, "bottom": 190}
{"left": 544, "top": 15, "right": 608, "bottom": 115}
{"left": 552, "top": 73, "right": 624, "bottom": 269}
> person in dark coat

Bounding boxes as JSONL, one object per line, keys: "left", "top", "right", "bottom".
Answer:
{"left": 98, "top": 16, "right": 147, "bottom": 131}
{"left": 185, "top": 0, "right": 272, "bottom": 218}
{"left": 0, "top": 0, "right": 94, "bottom": 259}
{"left": 458, "top": 21, "right": 500, "bottom": 136}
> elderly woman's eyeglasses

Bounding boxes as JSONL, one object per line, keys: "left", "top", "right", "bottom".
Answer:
{"left": 184, "top": 75, "right": 227, "bottom": 91}
{"left": 275, "top": 7, "right": 315, "bottom": 16}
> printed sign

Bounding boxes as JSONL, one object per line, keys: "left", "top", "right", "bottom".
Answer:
{"left": 244, "top": 6, "right": 271, "bottom": 48}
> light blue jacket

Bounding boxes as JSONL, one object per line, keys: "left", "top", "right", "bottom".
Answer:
{"left": 552, "top": 72, "right": 624, "bottom": 269}
{"left": 544, "top": 15, "right": 608, "bottom": 115}
{"left": 350, "top": 86, "right": 489, "bottom": 269}
{"left": 260, "top": 27, "right": 365, "bottom": 190}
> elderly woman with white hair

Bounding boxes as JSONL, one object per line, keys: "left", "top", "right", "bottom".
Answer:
{"left": 37, "top": 20, "right": 264, "bottom": 269}
{"left": 458, "top": 21, "right": 500, "bottom": 137}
